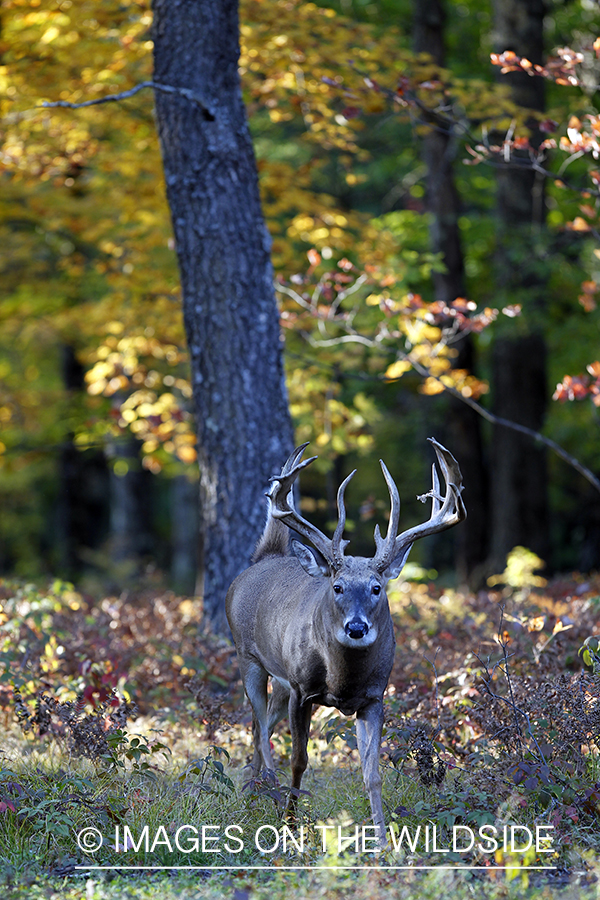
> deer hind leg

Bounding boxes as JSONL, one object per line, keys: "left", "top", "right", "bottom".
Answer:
{"left": 356, "top": 700, "right": 386, "bottom": 847}
{"left": 267, "top": 677, "right": 290, "bottom": 735}
{"left": 241, "top": 659, "right": 275, "bottom": 775}
{"left": 286, "top": 689, "right": 312, "bottom": 820}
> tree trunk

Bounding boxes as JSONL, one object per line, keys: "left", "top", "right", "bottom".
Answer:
{"left": 413, "top": 0, "right": 489, "bottom": 582}
{"left": 109, "top": 437, "right": 154, "bottom": 567}
{"left": 152, "top": 0, "right": 294, "bottom": 632}
{"left": 490, "top": 0, "right": 549, "bottom": 572}
{"left": 56, "top": 345, "right": 110, "bottom": 577}
{"left": 56, "top": 345, "right": 87, "bottom": 576}
{"left": 170, "top": 473, "right": 200, "bottom": 595}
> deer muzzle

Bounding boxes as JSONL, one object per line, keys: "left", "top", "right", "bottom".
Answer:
{"left": 344, "top": 617, "right": 370, "bottom": 640}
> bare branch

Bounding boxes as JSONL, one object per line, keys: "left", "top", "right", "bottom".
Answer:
{"left": 405, "top": 354, "right": 600, "bottom": 495}
{"left": 300, "top": 329, "right": 380, "bottom": 349}
{"left": 474, "top": 608, "right": 551, "bottom": 766}
{"left": 37, "top": 81, "right": 215, "bottom": 120}
{"left": 338, "top": 65, "right": 600, "bottom": 198}
{"left": 288, "top": 302, "right": 600, "bottom": 494}
{"left": 275, "top": 282, "right": 314, "bottom": 311}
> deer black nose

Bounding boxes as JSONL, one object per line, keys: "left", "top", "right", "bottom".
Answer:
{"left": 345, "top": 618, "right": 369, "bottom": 640}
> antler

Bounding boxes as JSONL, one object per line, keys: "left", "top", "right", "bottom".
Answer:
{"left": 271, "top": 439, "right": 464, "bottom": 575}
{"left": 372, "top": 460, "right": 401, "bottom": 573}
{"left": 268, "top": 444, "right": 355, "bottom": 570}
{"left": 395, "top": 437, "right": 466, "bottom": 554}
{"left": 372, "top": 438, "right": 466, "bottom": 574}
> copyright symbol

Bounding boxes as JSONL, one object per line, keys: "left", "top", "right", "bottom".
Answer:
{"left": 77, "top": 827, "right": 103, "bottom": 853}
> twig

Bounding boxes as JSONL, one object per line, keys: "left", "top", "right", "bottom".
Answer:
{"left": 336, "top": 64, "right": 600, "bottom": 199}
{"left": 496, "top": 606, "right": 523, "bottom": 753}
{"left": 37, "top": 81, "right": 215, "bottom": 120}
{"left": 405, "top": 354, "right": 600, "bottom": 495}
{"left": 290, "top": 307, "right": 600, "bottom": 494}
{"left": 424, "top": 647, "right": 442, "bottom": 737}
{"left": 474, "top": 645, "right": 550, "bottom": 764}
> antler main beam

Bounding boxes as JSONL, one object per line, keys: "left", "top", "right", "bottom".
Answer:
{"left": 268, "top": 443, "right": 355, "bottom": 570}
{"left": 269, "top": 438, "right": 465, "bottom": 575}
{"left": 392, "top": 437, "right": 466, "bottom": 556}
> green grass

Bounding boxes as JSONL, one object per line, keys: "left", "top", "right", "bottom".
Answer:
{"left": 0, "top": 717, "right": 597, "bottom": 899}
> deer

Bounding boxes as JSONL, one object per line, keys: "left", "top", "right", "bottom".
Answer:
{"left": 225, "top": 438, "right": 465, "bottom": 846}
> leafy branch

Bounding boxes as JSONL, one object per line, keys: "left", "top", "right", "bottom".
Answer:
{"left": 278, "top": 276, "right": 600, "bottom": 496}
{"left": 403, "top": 356, "right": 600, "bottom": 495}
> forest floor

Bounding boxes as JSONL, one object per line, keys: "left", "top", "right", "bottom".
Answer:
{"left": 1, "top": 561, "right": 600, "bottom": 899}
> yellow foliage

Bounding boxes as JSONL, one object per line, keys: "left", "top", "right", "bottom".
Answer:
{"left": 384, "top": 359, "right": 412, "bottom": 381}
{"left": 488, "top": 546, "right": 547, "bottom": 589}
{"left": 0, "top": 0, "right": 516, "bottom": 490}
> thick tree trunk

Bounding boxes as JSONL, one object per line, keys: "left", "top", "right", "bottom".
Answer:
{"left": 490, "top": 0, "right": 549, "bottom": 571}
{"left": 413, "top": 0, "right": 488, "bottom": 582}
{"left": 152, "top": 0, "right": 294, "bottom": 631}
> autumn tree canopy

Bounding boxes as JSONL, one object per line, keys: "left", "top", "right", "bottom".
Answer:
{"left": 1, "top": 0, "right": 599, "bottom": 606}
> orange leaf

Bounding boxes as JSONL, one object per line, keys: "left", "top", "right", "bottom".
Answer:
{"left": 587, "top": 361, "right": 600, "bottom": 378}
{"left": 568, "top": 217, "right": 591, "bottom": 232}
{"left": 527, "top": 616, "right": 545, "bottom": 632}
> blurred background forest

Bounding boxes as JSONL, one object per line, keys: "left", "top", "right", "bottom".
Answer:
{"left": 1, "top": 0, "right": 599, "bottom": 602}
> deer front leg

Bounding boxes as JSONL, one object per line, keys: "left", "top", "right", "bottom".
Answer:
{"left": 241, "top": 660, "right": 275, "bottom": 775}
{"left": 286, "top": 689, "right": 312, "bottom": 820}
{"left": 356, "top": 699, "right": 386, "bottom": 847}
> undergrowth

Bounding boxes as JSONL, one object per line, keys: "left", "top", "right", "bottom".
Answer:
{"left": 0, "top": 572, "right": 600, "bottom": 897}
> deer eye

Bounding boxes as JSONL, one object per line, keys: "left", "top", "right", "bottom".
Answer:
{"left": 333, "top": 584, "right": 343, "bottom": 594}
{"left": 372, "top": 584, "right": 381, "bottom": 595}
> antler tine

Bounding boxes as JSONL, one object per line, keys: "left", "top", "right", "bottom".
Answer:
{"left": 280, "top": 441, "right": 310, "bottom": 477}
{"left": 332, "top": 469, "right": 356, "bottom": 568}
{"left": 373, "top": 460, "right": 401, "bottom": 573}
{"left": 392, "top": 438, "right": 466, "bottom": 555}
{"left": 429, "top": 437, "right": 465, "bottom": 514}
{"left": 268, "top": 444, "right": 336, "bottom": 566}
{"left": 268, "top": 444, "right": 317, "bottom": 500}
{"left": 431, "top": 461, "right": 441, "bottom": 516}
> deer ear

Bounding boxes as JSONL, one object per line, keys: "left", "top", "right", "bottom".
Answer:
{"left": 382, "top": 542, "right": 413, "bottom": 582}
{"left": 292, "top": 540, "right": 330, "bottom": 577}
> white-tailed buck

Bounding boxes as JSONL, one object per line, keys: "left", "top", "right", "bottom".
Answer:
{"left": 226, "top": 438, "right": 465, "bottom": 844}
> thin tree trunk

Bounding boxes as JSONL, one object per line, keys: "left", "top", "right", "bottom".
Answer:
{"left": 152, "top": 0, "right": 294, "bottom": 631}
{"left": 490, "top": 0, "right": 549, "bottom": 571}
{"left": 56, "top": 345, "right": 110, "bottom": 577}
{"left": 413, "top": 0, "right": 488, "bottom": 582}
{"left": 109, "top": 437, "right": 154, "bottom": 566}
{"left": 56, "top": 346, "right": 86, "bottom": 576}
{"left": 170, "top": 473, "right": 200, "bottom": 595}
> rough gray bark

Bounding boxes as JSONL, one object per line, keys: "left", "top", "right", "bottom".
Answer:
{"left": 490, "top": 0, "right": 549, "bottom": 571}
{"left": 152, "top": 0, "right": 294, "bottom": 631}
{"left": 413, "top": 0, "right": 489, "bottom": 582}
